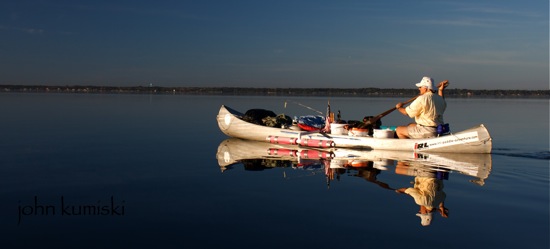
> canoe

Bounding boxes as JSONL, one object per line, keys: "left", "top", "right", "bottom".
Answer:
{"left": 217, "top": 105, "right": 492, "bottom": 153}
{"left": 216, "top": 138, "right": 492, "bottom": 185}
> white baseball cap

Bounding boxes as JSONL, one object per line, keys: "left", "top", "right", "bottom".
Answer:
{"left": 415, "top": 77, "right": 434, "bottom": 90}
{"left": 416, "top": 212, "right": 433, "bottom": 226}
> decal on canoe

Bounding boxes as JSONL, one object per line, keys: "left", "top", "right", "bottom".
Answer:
{"left": 415, "top": 132, "right": 480, "bottom": 150}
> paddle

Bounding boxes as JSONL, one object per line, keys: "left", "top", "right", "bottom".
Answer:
{"left": 365, "top": 80, "right": 449, "bottom": 125}
{"left": 364, "top": 95, "right": 419, "bottom": 125}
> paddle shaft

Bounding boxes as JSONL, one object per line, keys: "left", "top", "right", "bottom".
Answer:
{"left": 366, "top": 95, "right": 418, "bottom": 125}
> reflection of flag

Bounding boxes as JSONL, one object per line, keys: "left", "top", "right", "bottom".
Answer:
{"left": 324, "top": 161, "right": 332, "bottom": 179}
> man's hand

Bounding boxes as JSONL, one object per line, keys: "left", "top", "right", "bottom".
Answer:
{"left": 438, "top": 80, "right": 449, "bottom": 90}
{"left": 395, "top": 188, "right": 407, "bottom": 193}
{"left": 395, "top": 103, "right": 403, "bottom": 109}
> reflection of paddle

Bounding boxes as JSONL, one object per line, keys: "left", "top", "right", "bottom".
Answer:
{"left": 365, "top": 80, "right": 449, "bottom": 125}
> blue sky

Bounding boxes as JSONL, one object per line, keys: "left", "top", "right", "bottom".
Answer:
{"left": 1, "top": 0, "right": 548, "bottom": 89}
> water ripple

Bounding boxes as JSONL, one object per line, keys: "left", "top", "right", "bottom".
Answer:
{"left": 492, "top": 148, "right": 550, "bottom": 160}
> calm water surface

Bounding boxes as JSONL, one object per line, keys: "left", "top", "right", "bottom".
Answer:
{"left": 1, "top": 93, "right": 548, "bottom": 249}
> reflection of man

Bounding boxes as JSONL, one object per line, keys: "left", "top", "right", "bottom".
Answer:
{"left": 395, "top": 163, "right": 449, "bottom": 226}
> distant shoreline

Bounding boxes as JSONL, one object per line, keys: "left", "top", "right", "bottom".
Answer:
{"left": 1, "top": 84, "right": 548, "bottom": 98}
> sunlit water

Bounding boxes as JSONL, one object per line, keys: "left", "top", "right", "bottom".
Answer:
{"left": 1, "top": 93, "right": 548, "bottom": 249}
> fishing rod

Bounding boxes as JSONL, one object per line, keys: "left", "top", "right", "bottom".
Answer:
{"left": 284, "top": 100, "right": 324, "bottom": 115}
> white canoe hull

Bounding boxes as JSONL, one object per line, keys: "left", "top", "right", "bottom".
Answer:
{"left": 217, "top": 105, "right": 492, "bottom": 154}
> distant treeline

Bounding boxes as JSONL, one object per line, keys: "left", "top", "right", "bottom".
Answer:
{"left": 1, "top": 85, "right": 548, "bottom": 98}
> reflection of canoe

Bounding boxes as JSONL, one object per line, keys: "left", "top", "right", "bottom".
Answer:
{"left": 332, "top": 148, "right": 492, "bottom": 181}
{"left": 217, "top": 105, "right": 492, "bottom": 153}
{"left": 216, "top": 138, "right": 492, "bottom": 184}
{"left": 217, "top": 138, "right": 313, "bottom": 170}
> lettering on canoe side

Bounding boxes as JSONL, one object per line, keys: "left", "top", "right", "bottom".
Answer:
{"left": 415, "top": 142, "right": 429, "bottom": 150}
{"left": 415, "top": 132, "right": 480, "bottom": 150}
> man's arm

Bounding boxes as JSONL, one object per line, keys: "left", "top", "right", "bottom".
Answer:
{"left": 438, "top": 80, "right": 449, "bottom": 98}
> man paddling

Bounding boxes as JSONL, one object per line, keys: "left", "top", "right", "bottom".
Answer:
{"left": 394, "top": 77, "right": 449, "bottom": 139}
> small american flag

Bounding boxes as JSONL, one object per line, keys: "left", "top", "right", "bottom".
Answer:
{"left": 323, "top": 100, "right": 331, "bottom": 133}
